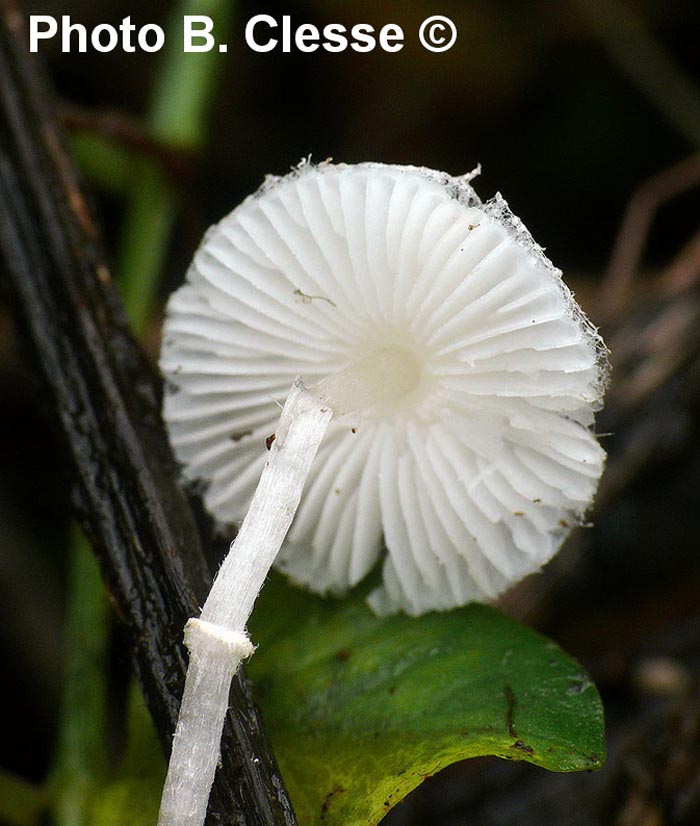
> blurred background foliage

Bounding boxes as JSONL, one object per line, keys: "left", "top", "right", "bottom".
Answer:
{"left": 2, "top": 0, "right": 700, "bottom": 823}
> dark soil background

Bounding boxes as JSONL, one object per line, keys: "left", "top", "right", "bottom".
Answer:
{"left": 2, "top": 1, "right": 700, "bottom": 824}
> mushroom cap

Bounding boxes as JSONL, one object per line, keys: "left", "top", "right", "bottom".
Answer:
{"left": 160, "top": 161, "right": 608, "bottom": 616}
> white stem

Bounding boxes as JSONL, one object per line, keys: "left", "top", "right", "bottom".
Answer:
{"left": 157, "top": 379, "right": 333, "bottom": 826}
{"left": 158, "top": 349, "right": 413, "bottom": 826}
{"left": 157, "top": 621, "right": 254, "bottom": 826}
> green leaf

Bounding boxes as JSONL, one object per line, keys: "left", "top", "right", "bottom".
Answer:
{"left": 50, "top": 529, "right": 112, "bottom": 826}
{"left": 248, "top": 574, "right": 605, "bottom": 826}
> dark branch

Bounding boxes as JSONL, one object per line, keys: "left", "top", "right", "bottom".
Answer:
{"left": 0, "top": 3, "right": 296, "bottom": 824}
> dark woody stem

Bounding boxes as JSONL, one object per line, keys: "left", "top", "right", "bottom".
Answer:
{"left": 0, "top": 3, "right": 296, "bottom": 824}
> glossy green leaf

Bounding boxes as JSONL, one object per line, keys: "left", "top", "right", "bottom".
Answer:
{"left": 248, "top": 574, "right": 604, "bottom": 826}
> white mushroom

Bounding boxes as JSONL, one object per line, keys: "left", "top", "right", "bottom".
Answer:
{"left": 157, "top": 161, "right": 608, "bottom": 826}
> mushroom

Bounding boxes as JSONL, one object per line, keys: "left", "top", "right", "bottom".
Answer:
{"left": 157, "top": 161, "right": 608, "bottom": 826}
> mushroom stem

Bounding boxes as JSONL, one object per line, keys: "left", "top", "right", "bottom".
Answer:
{"left": 159, "top": 348, "right": 430, "bottom": 825}
{"left": 157, "top": 621, "right": 253, "bottom": 826}
{"left": 158, "top": 378, "right": 333, "bottom": 826}
{"left": 199, "top": 379, "right": 334, "bottom": 631}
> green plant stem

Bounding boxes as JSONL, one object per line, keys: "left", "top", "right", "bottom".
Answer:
{"left": 117, "top": 0, "right": 233, "bottom": 333}
{"left": 118, "top": 160, "right": 177, "bottom": 332}
{"left": 50, "top": 528, "right": 110, "bottom": 826}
